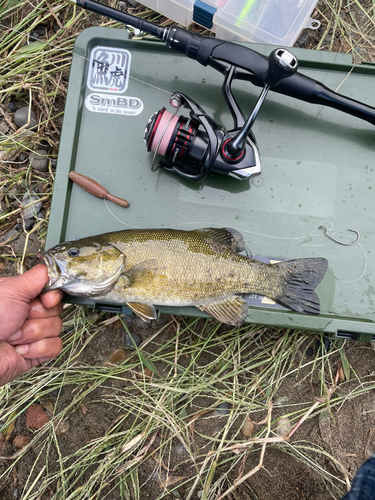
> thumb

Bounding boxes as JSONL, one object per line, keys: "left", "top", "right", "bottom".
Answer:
{"left": 12, "top": 264, "right": 49, "bottom": 301}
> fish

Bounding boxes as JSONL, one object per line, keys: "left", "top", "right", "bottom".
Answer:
{"left": 39, "top": 228, "right": 328, "bottom": 325}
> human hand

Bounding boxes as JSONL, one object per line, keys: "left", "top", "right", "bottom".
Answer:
{"left": 0, "top": 264, "right": 63, "bottom": 386}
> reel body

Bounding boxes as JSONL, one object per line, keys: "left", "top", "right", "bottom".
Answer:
{"left": 144, "top": 93, "right": 261, "bottom": 181}
{"left": 144, "top": 48, "right": 299, "bottom": 181}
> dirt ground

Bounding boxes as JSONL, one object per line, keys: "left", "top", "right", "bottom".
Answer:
{"left": 1, "top": 0, "right": 375, "bottom": 499}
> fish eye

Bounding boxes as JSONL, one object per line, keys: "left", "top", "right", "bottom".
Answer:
{"left": 68, "top": 247, "right": 80, "bottom": 257}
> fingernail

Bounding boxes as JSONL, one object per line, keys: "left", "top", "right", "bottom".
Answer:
{"left": 15, "top": 344, "right": 29, "bottom": 355}
{"left": 10, "top": 329, "right": 22, "bottom": 341}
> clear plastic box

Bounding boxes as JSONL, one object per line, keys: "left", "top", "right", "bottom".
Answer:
{"left": 138, "top": 0, "right": 320, "bottom": 45}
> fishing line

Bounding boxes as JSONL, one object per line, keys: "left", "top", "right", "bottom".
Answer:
{"left": 101, "top": 195, "right": 367, "bottom": 284}
{"left": 0, "top": 22, "right": 171, "bottom": 96}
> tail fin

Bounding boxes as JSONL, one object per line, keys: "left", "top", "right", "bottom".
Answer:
{"left": 273, "top": 258, "right": 328, "bottom": 315}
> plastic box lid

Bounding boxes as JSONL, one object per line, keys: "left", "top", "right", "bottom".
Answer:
{"left": 137, "top": 0, "right": 319, "bottom": 44}
{"left": 47, "top": 27, "right": 375, "bottom": 342}
{"left": 210, "top": 0, "right": 319, "bottom": 45}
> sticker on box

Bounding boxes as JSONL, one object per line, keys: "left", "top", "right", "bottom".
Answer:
{"left": 88, "top": 46, "right": 131, "bottom": 93}
{"left": 85, "top": 94, "right": 144, "bottom": 116}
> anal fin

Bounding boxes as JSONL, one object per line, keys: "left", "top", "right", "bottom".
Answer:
{"left": 197, "top": 296, "right": 248, "bottom": 325}
{"left": 126, "top": 302, "right": 157, "bottom": 323}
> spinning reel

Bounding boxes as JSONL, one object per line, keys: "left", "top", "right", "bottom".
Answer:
{"left": 144, "top": 48, "right": 298, "bottom": 181}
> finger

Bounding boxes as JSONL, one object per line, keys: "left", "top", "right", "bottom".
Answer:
{"left": 39, "top": 289, "right": 63, "bottom": 309}
{"left": 0, "top": 342, "right": 34, "bottom": 387}
{"left": 12, "top": 264, "right": 49, "bottom": 300}
{"left": 28, "top": 298, "right": 63, "bottom": 319}
{"left": 14, "top": 337, "right": 63, "bottom": 360}
{"left": 7, "top": 316, "right": 63, "bottom": 345}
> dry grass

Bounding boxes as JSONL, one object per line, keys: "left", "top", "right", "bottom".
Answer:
{"left": 1, "top": 1, "right": 375, "bottom": 499}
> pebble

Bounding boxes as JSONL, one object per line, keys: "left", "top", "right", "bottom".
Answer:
{"left": 30, "top": 31, "right": 39, "bottom": 40}
{"left": 13, "top": 436, "right": 30, "bottom": 449}
{"left": 127, "top": 0, "right": 139, "bottom": 7}
{"left": 19, "top": 152, "right": 27, "bottom": 162}
{"left": 3, "top": 229, "right": 19, "bottom": 242}
{"left": 54, "top": 420, "right": 70, "bottom": 436}
{"left": 25, "top": 405, "right": 50, "bottom": 429}
{"left": 29, "top": 149, "right": 49, "bottom": 172}
{"left": 36, "top": 210, "right": 45, "bottom": 220}
{"left": 133, "top": 316, "right": 152, "bottom": 329}
{"left": 241, "top": 416, "right": 255, "bottom": 438}
{"left": 215, "top": 402, "right": 231, "bottom": 416}
{"left": 108, "top": 348, "right": 127, "bottom": 364}
{"left": 125, "top": 332, "right": 142, "bottom": 349}
{"left": 51, "top": 160, "right": 57, "bottom": 169}
{"left": 118, "top": 1, "right": 127, "bottom": 9}
{"left": 275, "top": 416, "right": 291, "bottom": 437}
{"left": 0, "top": 121, "right": 9, "bottom": 134}
{"left": 295, "top": 30, "right": 309, "bottom": 48}
{"left": 35, "top": 28, "right": 45, "bottom": 36}
{"left": 21, "top": 193, "right": 42, "bottom": 219}
{"left": 13, "top": 233, "right": 41, "bottom": 255}
{"left": 14, "top": 107, "right": 38, "bottom": 130}
{"left": 8, "top": 102, "right": 18, "bottom": 112}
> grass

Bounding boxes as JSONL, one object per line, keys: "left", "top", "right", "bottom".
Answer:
{"left": 1, "top": 0, "right": 375, "bottom": 499}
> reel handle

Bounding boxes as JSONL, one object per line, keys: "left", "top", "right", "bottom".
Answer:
{"left": 225, "top": 49, "right": 298, "bottom": 159}
{"left": 264, "top": 49, "right": 298, "bottom": 88}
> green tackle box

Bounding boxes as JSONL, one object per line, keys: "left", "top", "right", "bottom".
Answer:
{"left": 46, "top": 27, "right": 375, "bottom": 342}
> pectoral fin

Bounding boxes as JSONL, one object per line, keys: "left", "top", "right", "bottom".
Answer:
{"left": 126, "top": 302, "right": 157, "bottom": 322}
{"left": 197, "top": 296, "right": 248, "bottom": 325}
{"left": 196, "top": 228, "right": 245, "bottom": 253}
{"left": 124, "top": 259, "right": 157, "bottom": 285}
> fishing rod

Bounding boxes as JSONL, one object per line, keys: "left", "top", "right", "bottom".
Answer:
{"left": 65, "top": 0, "right": 375, "bottom": 181}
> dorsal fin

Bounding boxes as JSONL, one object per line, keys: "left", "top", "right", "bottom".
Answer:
{"left": 196, "top": 228, "right": 245, "bottom": 253}
{"left": 197, "top": 296, "right": 249, "bottom": 325}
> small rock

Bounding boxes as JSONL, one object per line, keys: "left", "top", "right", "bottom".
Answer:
{"left": 13, "top": 436, "right": 30, "bottom": 449}
{"left": 14, "top": 107, "right": 38, "bottom": 130}
{"left": 118, "top": 1, "right": 127, "bottom": 9}
{"left": 30, "top": 31, "right": 39, "bottom": 40}
{"left": 108, "top": 348, "right": 127, "bottom": 364}
{"left": 13, "top": 233, "right": 41, "bottom": 255}
{"left": 42, "top": 401, "right": 55, "bottom": 414}
{"left": 133, "top": 316, "right": 152, "bottom": 329}
{"left": 215, "top": 402, "right": 231, "bottom": 416}
{"left": 29, "top": 149, "right": 49, "bottom": 172}
{"left": 25, "top": 405, "right": 50, "bottom": 429}
{"left": 241, "top": 416, "right": 255, "bottom": 438}
{"left": 125, "top": 332, "right": 142, "bottom": 349}
{"left": 127, "top": 0, "right": 139, "bottom": 7}
{"left": 23, "top": 218, "right": 35, "bottom": 231}
{"left": 305, "top": 347, "right": 314, "bottom": 357}
{"left": 3, "top": 229, "right": 19, "bottom": 242}
{"left": 295, "top": 30, "right": 309, "bottom": 48}
{"left": 51, "top": 160, "right": 57, "bottom": 169}
{"left": 54, "top": 420, "right": 70, "bottom": 436}
{"left": 35, "top": 210, "right": 45, "bottom": 220}
{"left": 35, "top": 28, "right": 45, "bottom": 36}
{"left": 8, "top": 102, "right": 18, "bottom": 112}
{"left": 275, "top": 416, "right": 292, "bottom": 437}
{"left": 0, "top": 122, "right": 9, "bottom": 134}
{"left": 19, "top": 152, "right": 27, "bottom": 162}
{"left": 21, "top": 193, "right": 42, "bottom": 219}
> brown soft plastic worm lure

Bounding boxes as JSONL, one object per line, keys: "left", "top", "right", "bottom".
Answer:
{"left": 69, "top": 171, "right": 129, "bottom": 208}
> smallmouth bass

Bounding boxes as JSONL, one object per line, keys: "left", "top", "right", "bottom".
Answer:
{"left": 40, "top": 228, "right": 328, "bottom": 325}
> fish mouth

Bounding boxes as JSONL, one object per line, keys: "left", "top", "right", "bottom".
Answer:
{"left": 38, "top": 252, "right": 67, "bottom": 292}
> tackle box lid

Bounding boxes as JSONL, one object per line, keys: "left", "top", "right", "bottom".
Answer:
{"left": 47, "top": 27, "right": 375, "bottom": 342}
